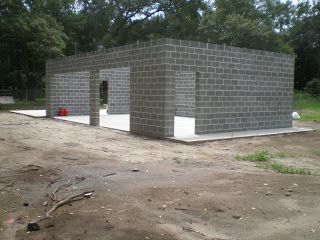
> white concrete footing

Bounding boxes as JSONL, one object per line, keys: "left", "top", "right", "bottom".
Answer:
{"left": 10, "top": 110, "right": 313, "bottom": 143}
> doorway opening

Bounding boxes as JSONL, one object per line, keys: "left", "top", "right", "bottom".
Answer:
{"left": 174, "top": 71, "right": 196, "bottom": 138}
{"left": 98, "top": 67, "right": 130, "bottom": 131}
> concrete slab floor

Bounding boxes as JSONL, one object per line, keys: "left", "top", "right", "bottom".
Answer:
{"left": 10, "top": 109, "right": 46, "bottom": 118}
{"left": 56, "top": 110, "right": 130, "bottom": 132}
{"left": 9, "top": 109, "right": 313, "bottom": 142}
{"left": 55, "top": 111, "right": 195, "bottom": 136}
{"left": 10, "top": 109, "right": 195, "bottom": 136}
{"left": 169, "top": 127, "right": 314, "bottom": 144}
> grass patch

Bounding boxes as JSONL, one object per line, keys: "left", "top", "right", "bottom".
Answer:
{"left": 236, "top": 149, "right": 313, "bottom": 175}
{"left": 272, "top": 151, "right": 287, "bottom": 158}
{"left": 236, "top": 150, "right": 270, "bottom": 162}
{"left": 313, "top": 150, "right": 320, "bottom": 156}
{"left": 298, "top": 112, "right": 320, "bottom": 122}
{"left": 0, "top": 98, "right": 45, "bottom": 111}
{"left": 294, "top": 91, "right": 320, "bottom": 111}
{"left": 294, "top": 91, "right": 320, "bottom": 122}
{"left": 268, "top": 162, "right": 311, "bottom": 175}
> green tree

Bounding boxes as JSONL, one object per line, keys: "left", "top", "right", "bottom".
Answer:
{"left": 1, "top": 0, "right": 319, "bottom": 92}
{"left": 260, "top": 0, "right": 295, "bottom": 33}
{"left": 289, "top": 2, "right": 320, "bottom": 89}
{"left": 0, "top": 0, "right": 67, "bottom": 89}
{"left": 161, "top": 0, "right": 207, "bottom": 40}
{"left": 200, "top": 0, "right": 293, "bottom": 53}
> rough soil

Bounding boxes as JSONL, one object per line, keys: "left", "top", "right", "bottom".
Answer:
{"left": 0, "top": 112, "right": 320, "bottom": 240}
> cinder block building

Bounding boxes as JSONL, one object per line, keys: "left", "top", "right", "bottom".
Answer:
{"left": 45, "top": 38, "right": 294, "bottom": 139}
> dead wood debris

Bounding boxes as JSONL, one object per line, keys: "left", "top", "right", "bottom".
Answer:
{"left": 175, "top": 207, "right": 188, "bottom": 211}
{"left": 27, "top": 176, "right": 93, "bottom": 231}
{"left": 62, "top": 157, "right": 79, "bottom": 161}
{"left": 27, "top": 189, "right": 94, "bottom": 231}
{"left": 182, "top": 227, "right": 207, "bottom": 237}
{"left": 37, "top": 190, "right": 94, "bottom": 223}
{"left": 182, "top": 227, "right": 227, "bottom": 240}
{"left": 103, "top": 173, "right": 117, "bottom": 177}
{"left": 45, "top": 177, "right": 61, "bottom": 190}
{"left": 53, "top": 178, "right": 72, "bottom": 196}
{"left": 172, "top": 169, "right": 185, "bottom": 173}
{"left": 44, "top": 177, "right": 61, "bottom": 201}
{"left": 19, "top": 164, "right": 41, "bottom": 173}
{"left": 45, "top": 176, "right": 86, "bottom": 201}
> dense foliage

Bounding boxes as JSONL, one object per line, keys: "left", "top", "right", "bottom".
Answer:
{"left": 305, "top": 78, "right": 320, "bottom": 97}
{"left": 0, "top": 0, "right": 319, "bottom": 90}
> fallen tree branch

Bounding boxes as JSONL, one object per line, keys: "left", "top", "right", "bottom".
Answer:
{"left": 75, "top": 176, "right": 86, "bottom": 184}
{"left": 62, "top": 157, "right": 79, "bottom": 161}
{"left": 30, "top": 190, "right": 94, "bottom": 224}
{"left": 53, "top": 178, "right": 72, "bottom": 194}
{"left": 44, "top": 177, "right": 61, "bottom": 201}
{"left": 27, "top": 176, "right": 92, "bottom": 231}
{"left": 19, "top": 164, "right": 41, "bottom": 173}
{"left": 103, "top": 173, "right": 117, "bottom": 177}
{"left": 45, "top": 177, "right": 61, "bottom": 190}
{"left": 45, "top": 177, "right": 86, "bottom": 202}
{"left": 175, "top": 207, "right": 188, "bottom": 211}
{"left": 47, "top": 190, "right": 94, "bottom": 218}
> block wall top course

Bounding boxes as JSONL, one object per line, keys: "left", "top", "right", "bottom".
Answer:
{"left": 46, "top": 38, "right": 295, "bottom": 75}
{"left": 164, "top": 39, "right": 294, "bottom": 60}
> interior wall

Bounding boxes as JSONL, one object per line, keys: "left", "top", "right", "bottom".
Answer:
{"left": 48, "top": 71, "right": 90, "bottom": 116}
{"left": 175, "top": 71, "right": 195, "bottom": 117}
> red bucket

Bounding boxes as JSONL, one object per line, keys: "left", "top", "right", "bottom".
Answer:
{"left": 58, "top": 108, "right": 69, "bottom": 116}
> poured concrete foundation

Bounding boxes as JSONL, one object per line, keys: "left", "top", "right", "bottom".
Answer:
{"left": 10, "top": 110, "right": 312, "bottom": 143}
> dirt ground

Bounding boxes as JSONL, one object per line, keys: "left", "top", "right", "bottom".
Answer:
{"left": 0, "top": 112, "right": 320, "bottom": 240}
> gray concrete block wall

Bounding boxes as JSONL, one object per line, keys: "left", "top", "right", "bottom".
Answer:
{"left": 130, "top": 64, "right": 175, "bottom": 138}
{"left": 100, "top": 67, "right": 130, "bottom": 114}
{"left": 47, "top": 72, "right": 90, "bottom": 116}
{"left": 46, "top": 38, "right": 294, "bottom": 138}
{"left": 164, "top": 39, "right": 294, "bottom": 134}
{"left": 175, "top": 71, "right": 195, "bottom": 117}
{"left": 46, "top": 39, "right": 174, "bottom": 138}
{"left": 45, "top": 74, "right": 52, "bottom": 117}
{"left": 90, "top": 70, "right": 100, "bottom": 126}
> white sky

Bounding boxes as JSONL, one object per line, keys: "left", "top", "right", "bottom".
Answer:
{"left": 280, "top": 0, "right": 316, "bottom": 5}
{"left": 285, "top": 0, "right": 299, "bottom": 4}
{"left": 205, "top": 0, "right": 314, "bottom": 6}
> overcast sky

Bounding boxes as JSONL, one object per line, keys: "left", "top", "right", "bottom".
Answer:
{"left": 278, "top": 0, "right": 316, "bottom": 5}
{"left": 205, "top": 0, "right": 315, "bottom": 6}
{"left": 282, "top": 0, "right": 299, "bottom": 4}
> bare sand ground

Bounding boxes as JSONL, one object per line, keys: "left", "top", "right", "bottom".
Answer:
{"left": 0, "top": 112, "right": 319, "bottom": 240}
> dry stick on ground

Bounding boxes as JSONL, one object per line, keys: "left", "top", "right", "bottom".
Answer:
{"left": 45, "top": 177, "right": 61, "bottom": 190}
{"left": 53, "top": 177, "right": 86, "bottom": 194}
{"left": 45, "top": 177, "right": 86, "bottom": 202}
{"left": 103, "top": 173, "right": 117, "bottom": 177}
{"left": 44, "top": 177, "right": 61, "bottom": 201}
{"left": 30, "top": 190, "right": 94, "bottom": 224}
{"left": 53, "top": 178, "right": 72, "bottom": 194}
{"left": 19, "top": 165, "right": 41, "bottom": 173}
{"left": 74, "top": 176, "right": 86, "bottom": 184}
{"left": 51, "top": 178, "right": 73, "bottom": 201}
{"left": 29, "top": 176, "right": 91, "bottom": 228}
